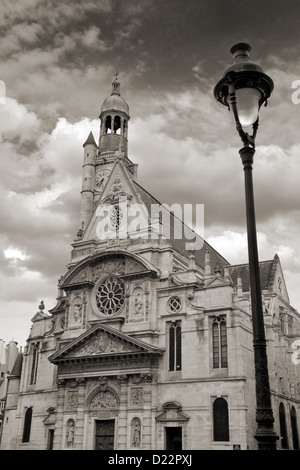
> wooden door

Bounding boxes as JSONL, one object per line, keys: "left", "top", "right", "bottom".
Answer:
{"left": 95, "top": 420, "right": 115, "bottom": 450}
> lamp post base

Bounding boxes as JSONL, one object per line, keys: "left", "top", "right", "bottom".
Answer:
{"left": 254, "top": 424, "right": 279, "bottom": 450}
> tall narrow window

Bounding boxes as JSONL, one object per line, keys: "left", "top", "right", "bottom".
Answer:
{"left": 47, "top": 429, "right": 54, "bottom": 450}
{"left": 212, "top": 318, "right": 228, "bottom": 368}
{"left": 114, "top": 115, "right": 121, "bottom": 134}
{"left": 213, "top": 398, "right": 229, "bottom": 441}
{"left": 30, "top": 344, "right": 39, "bottom": 385}
{"left": 22, "top": 407, "right": 33, "bottom": 443}
{"left": 279, "top": 402, "right": 289, "bottom": 449}
{"left": 105, "top": 116, "right": 112, "bottom": 134}
{"left": 290, "top": 406, "right": 299, "bottom": 450}
{"left": 280, "top": 313, "right": 285, "bottom": 334}
{"left": 288, "top": 316, "right": 293, "bottom": 335}
{"left": 169, "top": 321, "right": 181, "bottom": 371}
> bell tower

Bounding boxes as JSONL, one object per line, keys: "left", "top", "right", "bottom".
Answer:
{"left": 77, "top": 77, "right": 136, "bottom": 238}
{"left": 98, "top": 75, "right": 130, "bottom": 159}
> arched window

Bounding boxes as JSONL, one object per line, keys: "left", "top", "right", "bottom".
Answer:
{"left": 279, "top": 403, "right": 289, "bottom": 449}
{"left": 169, "top": 321, "right": 181, "bottom": 371}
{"left": 105, "top": 116, "right": 112, "bottom": 134}
{"left": 212, "top": 318, "right": 228, "bottom": 368}
{"left": 22, "top": 407, "right": 33, "bottom": 443}
{"left": 290, "top": 406, "right": 299, "bottom": 449}
{"left": 290, "top": 383, "right": 295, "bottom": 398}
{"left": 30, "top": 344, "right": 39, "bottom": 385}
{"left": 114, "top": 115, "right": 121, "bottom": 134}
{"left": 280, "top": 313, "right": 285, "bottom": 334}
{"left": 213, "top": 398, "right": 229, "bottom": 441}
{"left": 287, "top": 316, "right": 293, "bottom": 335}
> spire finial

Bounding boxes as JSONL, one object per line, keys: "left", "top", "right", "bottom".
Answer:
{"left": 111, "top": 68, "right": 120, "bottom": 96}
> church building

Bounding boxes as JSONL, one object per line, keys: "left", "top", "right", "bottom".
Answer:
{"left": 1, "top": 78, "right": 300, "bottom": 451}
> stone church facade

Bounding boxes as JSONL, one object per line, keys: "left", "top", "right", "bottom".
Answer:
{"left": 1, "top": 79, "right": 300, "bottom": 451}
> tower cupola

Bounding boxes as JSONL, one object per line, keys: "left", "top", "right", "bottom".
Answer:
{"left": 99, "top": 76, "right": 130, "bottom": 158}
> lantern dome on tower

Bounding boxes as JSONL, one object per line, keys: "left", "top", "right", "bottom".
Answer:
{"left": 101, "top": 77, "right": 129, "bottom": 116}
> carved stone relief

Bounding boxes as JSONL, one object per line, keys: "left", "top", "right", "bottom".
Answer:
{"left": 92, "top": 258, "right": 126, "bottom": 282}
{"left": 86, "top": 376, "right": 121, "bottom": 395}
{"left": 89, "top": 389, "right": 118, "bottom": 409}
{"left": 72, "top": 330, "right": 138, "bottom": 357}
{"left": 66, "top": 390, "right": 78, "bottom": 408}
{"left": 72, "top": 268, "right": 90, "bottom": 284}
{"left": 103, "top": 175, "right": 131, "bottom": 204}
{"left": 130, "top": 387, "right": 143, "bottom": 406}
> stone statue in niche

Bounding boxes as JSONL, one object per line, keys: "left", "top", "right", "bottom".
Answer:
{"left": 73, "top": 303, "right": 82, "bottom": 323}
{"left": 66, "top": 419, "right": 75, "bottom": 448}
{"left": 134, "top": 292, "right": 143, "bottom": 315}
{"left": 131, "top": 418, "right": 141, "bottom": 448}
{"left": 130, "top": 286, "right": 145, "bottom": 322}
{"left": 68, "top": 296, "right": 83, "bottom": 328}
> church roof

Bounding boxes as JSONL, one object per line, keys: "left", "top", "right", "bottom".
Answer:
{"left": 228, "top": 254, "right": 279, "bottom": 293}
{"left": 101, "top": 79, "right": 129, "bottom": 116}
{"left": 83, "top": 131, "right": 97, "bottom": 147}
{"left": 9, "top": 353, "right": 23, "bottom": 377}
{"left": 101, "top": 94, "right": 129, "bottom": 115}
{"left": 133, "top": 181, "right": 229, "bottom": 271}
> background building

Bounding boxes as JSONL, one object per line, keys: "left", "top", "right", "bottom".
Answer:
{"left": 0, "top": 339, "right": 20, "bottom": 438}
{"left": 1, "top": 80, "right": 300, "bottom": 450}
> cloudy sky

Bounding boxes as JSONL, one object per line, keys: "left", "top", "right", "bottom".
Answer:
{"left": 1, "top": 0, "right": 300, "bottom": 347}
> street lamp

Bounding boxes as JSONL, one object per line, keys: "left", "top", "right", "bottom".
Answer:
{"left": 214, "top": 43, "right": 278, "bottom": 450}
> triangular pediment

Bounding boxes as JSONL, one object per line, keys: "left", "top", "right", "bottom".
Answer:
{"left": 31, "top": 311, "right": 52, "bottom": 322}
{"left": 269, "top": 254, "right": 290, "bottom": 303}
{"left": 155, "top": 402, "right": 190, "bottom": 422}
{"left": 205, "top": 275, "right": 232, "bottom": 288}
{"left": 48, "top": 322, "right": 164, "bottom": 364}
{"left": 82, "top": 160, "right": 150, "bottom": 243}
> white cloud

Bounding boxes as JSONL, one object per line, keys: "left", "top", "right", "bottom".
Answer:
{"left": 4, "top": 247, "right": 29, "bottom": 261}
{"left": 0, "top": 97, "right": 41, "bottom": 142}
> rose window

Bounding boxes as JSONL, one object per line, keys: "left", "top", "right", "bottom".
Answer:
{"left": 96, "top": 276, "right": 125, "bottom": 316}
{"left": 110, "top": 206, "right": 123, "bottom": 229}
{"left": 168, "top": 296, "right": 182, "bottom": 313}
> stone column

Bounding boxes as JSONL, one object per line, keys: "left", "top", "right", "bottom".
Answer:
{"left": 53, "top": 379, "right": 66, "bottom": 450}
{"left": 74, "top": 378, "right": 87, "bottom": 449}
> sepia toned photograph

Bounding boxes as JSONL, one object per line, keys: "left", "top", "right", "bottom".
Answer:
{"left": 0, "top": 0, "right": 299, "bottom": 457}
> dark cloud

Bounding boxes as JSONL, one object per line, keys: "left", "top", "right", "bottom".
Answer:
{"left": 0, "top": 0, "right": 300, "bottom": 346}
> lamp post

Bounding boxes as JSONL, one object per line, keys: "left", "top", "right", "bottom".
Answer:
{"left": 214, "top": 43, "right": 278, "bottom": 450}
